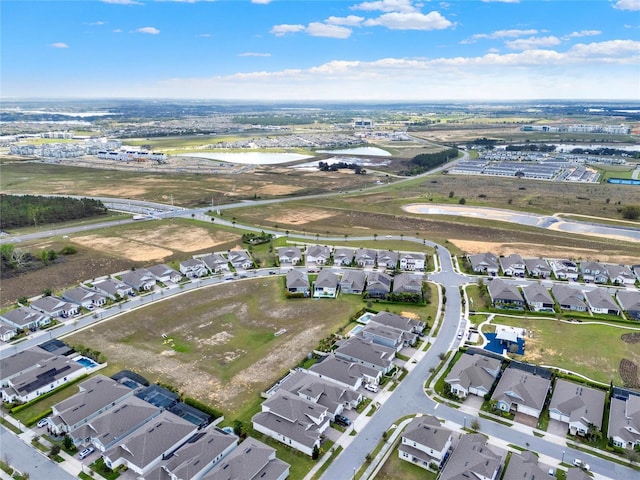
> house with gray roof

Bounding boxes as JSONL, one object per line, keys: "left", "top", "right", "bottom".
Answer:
{"left": 445, "top": 352, "right": 502, "bottom": 399}
{"left": 566, "top": 468, "right": 593, "bottom": 480}
{"left": 502, "top": 450, "right": 549, "bottom": 480}
{"left": 148, "top": 264, "right": 183, "bottom": 283}
{"left": 524, "top": 258, "right": 551, "bottom": 278}
{"left": 277, "top": 246, "right": 303, "bottom": 266}
{"left": 179, "top": 258, "right": 208, "bottom": 278}
{"left": 606, "top": 264, "right": 636, "bottom": 286}
{"left": 584, "top": 288, "right": 620, "bottom": 315}
{"left": 333, "top": 247, "right": 355, "bottom": 266}
{"left": 0, "top": 325, "right": 16, "bottom": 342}
{"left": 398, "top": 415, "right": 453, "bottom": 470}
{"left": 252, "top": 390, "right": 329, "bottom": 456}
{"left": 360, "top": 323, "right": 406, "bottom": 351}
{"left": 617, "top": 290, "right": 640, "bottom": 320}
{"left": 200, "top": 438, "right": 289, "bottom": 480}
{"left": 392, "top": 273, "right": 423, "bottom": 296}
{"left": 313, "top": 270, "right": 339, "bottom": 298}
{"left": 365, "top": 271, "right": 392, "bottom": 298}
{"left": 377, "top": 250, "right": 398, "bottom": 269}
{"left": 548, "top": 259, "right": 579, "bottom": 281}
{"left": 607, "top": 389, "right": 640, "bottom": 450}
{"left": 30, "top": 296, "right": 79, "bottom": 318}
{"left": 339, "top": 270, "right": 366, "bottom": 294}
{"left": 355, "top": 248, "right": 376, "bottom": 268}
{"left": 522, "top": 283, "right": 555, "bottom": 312}
{"left": 499, "top": 253, "right": 525, "bottom": 277}
{"left": 306, "top": 245, "right": 331, "bottom": 266}
{"left": 468, "top": 253, "right": 499, "bottom": 275}
{"left": 143, "top": 425, "right": 238, "bottom": 480}
{"left": 487, "top": 278, "right": 525, "bottom": 310}
{"left": 369, "top": 311, "right": 425, "bottom": 334}
{"left": 91, "top": 278, "right": 133, "bottom": 299}
{"left": 285, "top": 269, "right": 309, "bottom": 295}
{"left": 491, "top": 365, "right": 552, "bottom": 419}
{"left": 62, "top": 286, "right": 107, "bottom": 309}
{"left": 399, "top": 252, "right": 425, "bottom": 271}
{"left": 580, "top": 261, "right": 608, "bottom": 284}
{"left": 121, "top": 268, "right": 156, "bottom": 291}
{"left": 438, "top": 433, "right": 505, "bottom": 480}
{"left": 0, "top": 347, "right": 54, "bottom": 386}
{"left": 334, "top": 336, "right": 396, "bottom": 373}
{"left": 199, "top": 253, "right": 230, "bottom": 274}
{"left": 49, "top": 374, "right": 135, "bottom": 435}
{"left": 308, "top": 355, "right": 378, "bottom": 390}
{"left": 0, "top": 306, "right": 51, "bottom": 330}
{"left": 552, "top": 284, "right": 588, "bottom": 312}
{"left": 103, "top": 410, "right": 198, "bottom": 475}
{"left": 228, "top": 249, "right": 253, "bottom": 270}
{"left": 549, "top": 379, "right": 606, "bottom": 436}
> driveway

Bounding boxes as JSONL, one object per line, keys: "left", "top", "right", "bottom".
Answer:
{"left": 547, "top": 418, "right": 568, "bottom": 437}
{"left": 514, "top": 412, "right": 539, "bottom": 428}
{"left": 463, "top": 395, "right": 484, "bottom": 410}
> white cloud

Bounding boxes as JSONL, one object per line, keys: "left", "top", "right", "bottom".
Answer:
{"left": 101, "top": 0, "right": 142, "bottom": 5}
{"left": 199, "top": 33, "right": 211, "bottom": 37}
{"left": 113, "top": 29, "right": 122, "bottom": 33}
{"left": 50, "top": 42, "right": 69, "bottom": 48}
{"left": 351, "top": 0, "right": 418, "bottom": 13}
{"left": 270, "top": 24, "right": 306, "bottom": 36}
{"left": 306, "top": 22, "right": 353, "bottom": 38}
{"left": 136, "top": 26, "right": 160, "bottom": 34}
{"left": 251, "top": 0, "right": 272, "bottom": 3}
{"left": 87, "top": 21, "right": 106, "bottom": 26}
{"left": 566, "top": 30, "right": 601, "bottom": 38}
{"left": 471, "top": 29, "right": 539, "bottom": 41}
{"left": 481, "top": 0, "right": 519, "bottom": 3}
{"left": 612, "top": 0, "right": 640, "bottom": 11}
{"left": 238, "top": 52, "right": 272, "bottom": 57}
{"left": 505, "top": 36, "right": 561, "bottom": 50}
{"left": 325, "top": 15, "right": 365, "bottom": 26}
{"left": 364, "top": 11, "right": 454, "bottom": 30}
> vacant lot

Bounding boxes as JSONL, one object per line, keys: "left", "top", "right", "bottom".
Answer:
{"left": 66, "top": 278, "right": 428, "bottom": 418}
{"left": 489, "top": 316, "right": 640, "bottom": 385}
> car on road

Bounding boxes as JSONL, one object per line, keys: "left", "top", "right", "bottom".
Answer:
{"left": 269, "top": 270, "right": 277, "bottom": 275}
{"left": 572, "top": 459, "right": 590, "bottom": 471}
{"left": 334, "top": 414, "right": 351, "bottom": 427}
{"left": 37, "top": 418, "right": 49, "bottom": 428}
{"left": 79, "top": 447, "right": 95, "bottom": 459}
{"left": 364, "top": 383, "right": 378, "bottom": 393}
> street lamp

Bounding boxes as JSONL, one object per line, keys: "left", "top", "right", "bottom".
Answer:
{"left": 463, "top": 416, "right": 467, "bottom": 429}
{"left": 561, "top": 451, "right": 565, "bottom": 463}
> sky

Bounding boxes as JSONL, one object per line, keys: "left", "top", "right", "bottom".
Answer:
{"left": 2, "top": 0, "right": 639, "bottom": 101}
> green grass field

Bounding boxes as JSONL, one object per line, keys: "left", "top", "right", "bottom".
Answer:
{"left": 375, "top": 452, "right": 437, "bottom": 480}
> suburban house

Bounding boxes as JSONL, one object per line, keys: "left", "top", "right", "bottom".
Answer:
{"left": 467, "top": 253, "right": 499, "bottom": 275}
{"left": 634, "top": 265, "right": 640, "bottom": 282}
{"left": 369, "top": 312, "right": 425, "bottom": 335}
{"left": 339, "top": 270, "right": 366, "bottom": 295}
{"left": 549, "top": 379, "right": 606, "bottom": 436}
{"left": 285, "top": 269, "right": 310, "bottom": 295}
{"left": 499, "top": 254, "right": 526, "bottom": 277}
{"left": 307, "top": 355, "right": 377, "bottom": 390}
{"left": 145, "top": 424, "right": 238, "bottom": 480}
{"left": 62, "top": 286, "right": 107, "bottom": 309}
{"left": 566, "top": 468, "right": 593, "bottom": 480}
{"left": 522, "top": 283, "right": 555, "bottom": 312}
{"left": 1, "top": 355, "right": 86, "bottom": 403}
{"left": 30, "top": 296, "right": 79, "bottom": 318}
{"left": 438, "top": 433, "right": 504, "bottom": 480}
{"left": 179, "top": 258, "right": 208, "bottom": 278}
{"left": 48, "top": 374, "right": 135, "bottom": 435}
{"left": 491, "top": 364, "right": 552, "bottom": 419}
{"left": 616, "top": 290, "right": 640, "bottom": 320}
{"left": 605, "top": 264, "right": 636, "bottom": 286}
{"left": 199, "top": 253, "right": 230, "bottom": 274}
{"left": 548, "top": 259, "right": 579, "bottom": 281}
{"left": 502, "top": 450, "right": 550, "bottom": 480}
{"left": 147, "top": 264, "right": 183, "bottom": 283}
{"left": 445, "top": 352, "right": 502, "bottom": 399}
{"left": 360, "top": 323, "right": 406, "bottom": 351}
{"left": 354, "top": 248, "right": 377, "bottom": 268}
{"left": 313, "top": 270, "right": 339, "bottom": 298}
{"left": 0, "top": 347, "right": 54, "bottom": 387}
{"left": 487, "top": 278, "right": 525, "bottom": 310}
{"left": 364, "top": 271, "right": 392, "bottom": 298}
{"left": 277, "top": 246, "right": 303, "bottom": 266}
{"left": 584, "top": 288, "right": 620, "bottom": 315}
{"left": 91, "top": 278, "right": 133, "bottom": 299}
{"left": 121, "top": 268, "right": 156, "bottom": 291}
{"left": 377, "top": 250, "right": 398, "bottom": 269}
{"left": 580, "top": 261, "right": 609, "bottom": 284}
{"left": 552, "top": 284, "right": 588, "bottom": 312}
{"left": 399, "top": 252, "right": 425, "bottom": 271}
{"left": 103, "top": 410, "right": 198, "bottom": 476}
{"left": 228, "top": 249, "right": 253, "bottom": 270}
{"left": 334, "top": 336, "right": 396, "bottom": 374}
{"left": 333, "top": 247, "right": 355, "bottom": 266}
{"left": 0, "top": 306, "right": 51, "bottom": 330}
{"left": 392, "top": 273, "right": 423, "bottom": 295}
{"left": 0, "top": 325, "right": 16, "bottom": 342}
{"left": 201, "top": 438, "right": 290, "bottom": 480}
{"left": 398, "top": 415, "right": 453, "bottom": 470}
{"left": 252, "top": 390, "right": 329, "bottom": 456}
{"left": 524, "top": 258, "right": 552, "bottom": 278}
{"left": 306, "top": 245, "right": 331, "bottom": 266}
{"left": 607, "top": 388, "right": 640, "bottom": 449}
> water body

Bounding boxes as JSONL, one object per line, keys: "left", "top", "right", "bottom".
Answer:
{"left": 316, "top": 147, "right": 392, "bottom": 156}
{"left": 180, "top": 152, "right": 313, "bottom": 165}
{"left": 403, "top": 204, "right": 640, "bottom": 243}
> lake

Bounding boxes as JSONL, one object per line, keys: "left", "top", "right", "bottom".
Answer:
{"left": 316, "top": 147, "right": 392, "bottom": 156}
{"left": 180, "top": 152, "right": 313, "bottom": 165}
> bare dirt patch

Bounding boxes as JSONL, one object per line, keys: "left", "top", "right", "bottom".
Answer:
{"left": 267, "top": 208, "right": 335, "bottom": 225}
{"left": 619, "top": 358, "right": 640, "bottom": 389}
{"left": 622, "top": 332, "right": 640, "bottom": 344}
{"left": 125, "top": 224, "right": 236, "bottom": 253}
{"left": 72, "top": 235, "right": 172, "bottom": 262}
{"left": 400, "top": 311, "right": 420, "bottom": 319}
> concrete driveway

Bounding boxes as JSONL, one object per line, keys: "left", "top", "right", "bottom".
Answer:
{"left": 547, "top": 418, "right": 568, "bottom": 437}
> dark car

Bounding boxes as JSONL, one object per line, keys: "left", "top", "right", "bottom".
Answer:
{"left": 335, "top": 414, "right": 351, "bottom": 426}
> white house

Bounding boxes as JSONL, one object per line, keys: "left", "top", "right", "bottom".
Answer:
{"left": 398, "top": 415, "right": 453, "bottom": 470}
{"left": 399, "top": 252, "right": 426, "bottom": 271}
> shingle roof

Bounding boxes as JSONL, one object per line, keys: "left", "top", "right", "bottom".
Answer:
{"left": 502, "top": 450, "right": 548, "bottom": 480}
{"left": 340, "top": 270, "right": 366, "bottom": 291}
{"left": 402, "top": 415, "right": 451, "bottom": 452}
{"left": 334, "top": 336, "right": 395, "bottom": 370}
{"left": 201, "top": 438, "right": 289, "bottom": 480}
{"left": 308, "top": 355, "right": 372, "bottom": 389}
{"left": 445, "top": 353, "right": 501, "bottom": 393}
{"left": 0, "top": 347, "right": 54, "bottom": 381}
{"left": 438, "top": 433, "right": 504, "bottom": 480}
{"left": 491, "top": 366, "right": 551, "bottom": 413}
{"left": 488, "top": 278, "right": 523, "bottom": 302}
{"left": 522, "top": 283, "right": 554, "bottom": 305}
{"left": 314, "top": 270, "right": 339, "bottom": 288}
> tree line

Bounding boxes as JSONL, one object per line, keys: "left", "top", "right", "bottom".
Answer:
{"left": 0, "top": 195, "right": 107, "bottom": 230}
{"left": 403, "top": 148, "right": 459, "bottom": 175}
{"left": 317, "top": 161, "right": 366, "bottom": 174}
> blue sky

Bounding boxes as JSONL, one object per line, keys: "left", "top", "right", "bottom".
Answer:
{"left": 2, "top": 0, "right": 639, "bottom": 100}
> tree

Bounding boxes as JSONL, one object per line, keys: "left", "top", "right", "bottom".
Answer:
{"left": 621, "top": 205, "right": 640, "bottom": 220}
{"left": 312, "top": 445, "right": 319, "bottom": 460}
{"left": 458, "top": 198, "right": 466, "bottom": 205}
{"left": 49, "top": 445, "right": 61, "bottom": 458}
{"left": 470, "top": 418, "right": 481, "bottom": 431}
{"left": 42, "top": 288, "right": 52, "bottom": 297}
{"left": 373, "top": 233, "right": 378, "bottom": 241}
{"left": 449, "top": 191, "right": 455, "bottom": 198}
{"left": 64, "top": 435, "right": 74, "bottom": 450}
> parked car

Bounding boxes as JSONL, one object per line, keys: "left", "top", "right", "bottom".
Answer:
{"left": 364, "top": 383, "right": 378, "bottom": 393}
{"left": 572, "top": 459, "right": 590, "bottom": 471}
{"left": 79, "top": 447, "right": 95, "bottom": 459}
{"left": 335, "top": 414, "right": 351, "bottom": 427}
{"left": 269, "top": 271, "right": 277, "bottom": 275}
{"left": 37, "top": 418, "right": 49, "bottom": 428}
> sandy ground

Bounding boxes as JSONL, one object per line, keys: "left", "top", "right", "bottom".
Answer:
{"left": 267, "top": 208, "right": 336, "bottom": 225}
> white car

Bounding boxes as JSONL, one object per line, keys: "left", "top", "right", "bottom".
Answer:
{"left": 364, "top": 383, "right": 378, "bottom": 393}
{"left": 572, "top": 459, "right": 590, "bottom": 471}
{"left": 36, "top": 418, "right": 49, "bottom": 428}
{"left": 79, "top": 447, "right": 95, "bottom": 459}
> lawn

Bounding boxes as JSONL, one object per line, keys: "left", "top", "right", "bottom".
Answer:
{"left": 490, "top": 316, "right": 640, "bottom": 385}
{"left": 375, "top": 453, "right": 437, "bottom": 480}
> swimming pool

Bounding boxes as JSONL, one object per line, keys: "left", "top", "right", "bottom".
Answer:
{"left": 356, "top": 312, "right": 374, "bottom": 324}
{"left": 348, "top": 325, "right": 364, "bottom": 337}
{"left": 74, "top": 356, "right": 98, "bottom": 368}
